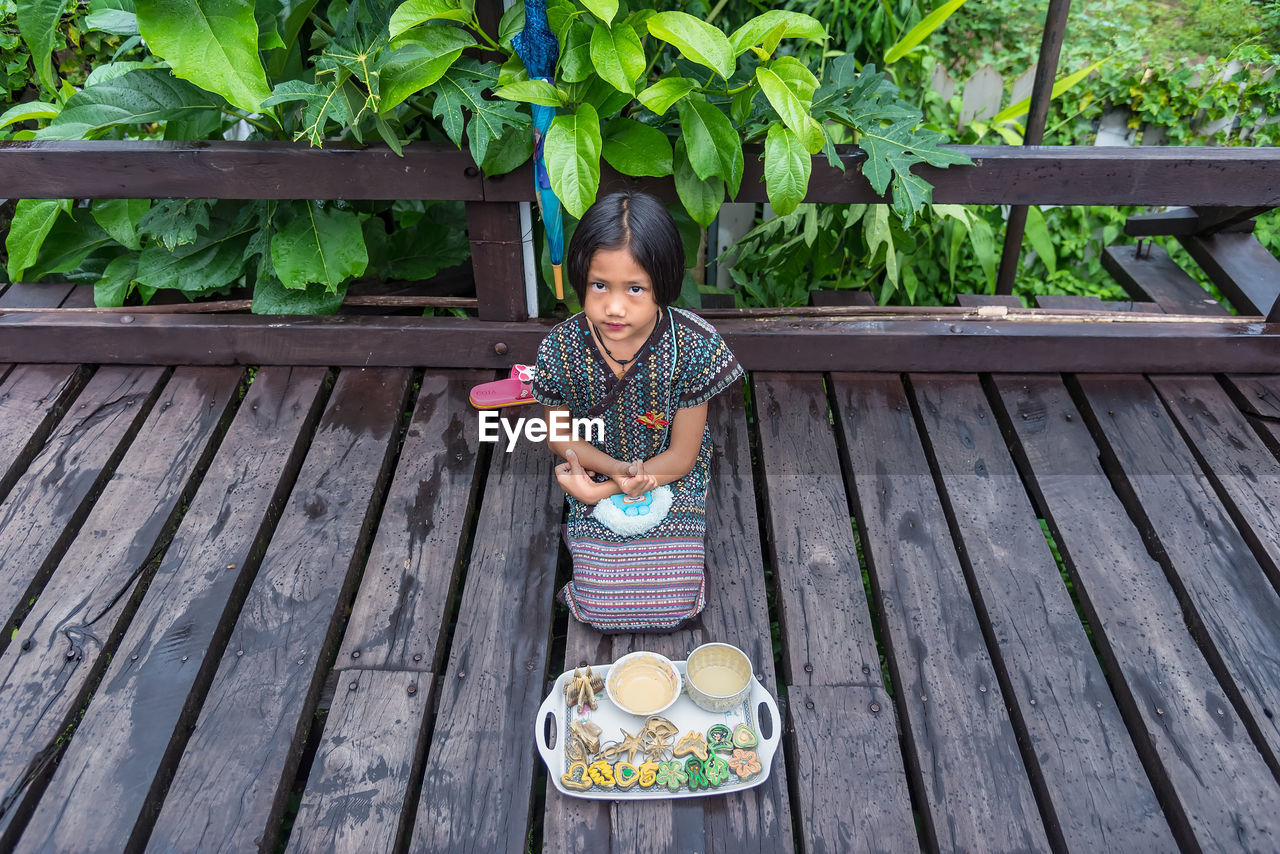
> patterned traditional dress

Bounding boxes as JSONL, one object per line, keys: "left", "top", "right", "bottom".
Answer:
{"left": 531, "top": 306, "right": 744, "bottom": 632}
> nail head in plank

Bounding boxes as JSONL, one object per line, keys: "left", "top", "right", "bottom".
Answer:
{"left": 753, "top": 373, "right": 882, "bottom": 687}
{"left": 992, "top": 375, "right": 1280, "bottom": 849}
{"left": 1102, "top": 244, "right": 1230, "bottom": 316}
{"left": 411, "top": 408, "right": 560, "bottom": 854}
{"left": 0, "top": 367, "right": 241, "bottom": 843}
{"left": 829, "top": 373, "right": 1051, "bottom": 852}
{"left": 286, "top": 669, "right": 433, "bottom": 854}
{"left": 0, "top": 366, "right": 166, "bottom": 636}
{"left": 338, "top": 370, "right": 490, "bottom": 673}
{"left": 143, "top": 368, "right": 410, "bottom": 854}
{"left": 1075, "top": 374, "right": 1280, "bottom": 772}
{"left": 7, "top": 367, "right": 328, "bottom": 853}
{"left": 787, "top": 685, "right": 915, "bottom": 853}
{"left": 910, "top": 374, "right": 1175, "bottom": 850}
{"left": 0, "top": 364, "right": 87, "bottom": 503}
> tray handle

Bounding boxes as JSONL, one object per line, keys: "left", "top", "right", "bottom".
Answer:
{"left": 535, "top": 683, "right": 561, "bottom": 775}
{"left": 754, "top": 685, "right": 782, "bottom": 768}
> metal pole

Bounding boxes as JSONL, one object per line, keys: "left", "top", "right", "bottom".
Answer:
{"left": 995, "top": 0, "right": 1072, "bottom": 295}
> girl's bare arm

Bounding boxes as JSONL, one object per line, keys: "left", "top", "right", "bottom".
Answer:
{"left": 544, "top": 406, "right": 630, "bottom": 477}
{"left": 632, "top": 403, "right": 707, "bottom": 485}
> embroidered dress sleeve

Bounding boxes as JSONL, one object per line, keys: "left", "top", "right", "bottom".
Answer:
{"left": 531, "top": 330, "right": 567, "bottom": 406}
{"left": 675, "top": 325, "right": 745, "bottom": 408}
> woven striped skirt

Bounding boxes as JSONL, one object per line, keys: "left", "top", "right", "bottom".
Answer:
{"left": 559, "top": 534, "right": 706, "bottom": 632}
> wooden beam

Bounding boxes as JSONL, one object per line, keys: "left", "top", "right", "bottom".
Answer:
{"left": 2, "top": 142, "right": 1279, "bottom": 206}
{"left": 0, "top": 312, "right": 1277, "bottom": 372}
{"left": 466, "top": 201, "right": 527, "bottom": 321}
{"left": 1178, "top": 232, "right": 1280, "bottom": 316}
{"left": 1125, "top": 207, "right": 1260, "bottom": 237}
{"left": 1101, "top": 243, "right": 1230, "bottom": 316}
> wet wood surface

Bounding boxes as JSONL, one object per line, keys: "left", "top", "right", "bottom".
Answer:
{"left": 0, "top": 351, "right": 1277, "bottom": 850}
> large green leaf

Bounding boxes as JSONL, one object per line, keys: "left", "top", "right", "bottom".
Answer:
{"left": 5, "top": 199, "right": 70, "bottom": 281}
{"left": 20, "top": 212, "right": 114, "bottom": 281}
{"left": 763, "top": 124, "right": 810, "bottom": 216}
{"left": 428, "top": 58, "right": 525, "bottom": 167}
{"left": 756, "top": 57, "right": 823, "bottom": 151}
{"left": 16, "top": 0, "right": 63, "bottom": 94}
{"left": 558, "top": 20, "right": 594, "bottom": 84}
{"left": 35, "top": 68, "right": 223, "bottom": 140}
{"left": 388, "top": 0, "right": 473, "bottom": 39}
{"left": 545, "top": 103, "right": 602, "bottom": 218}
{"left": 270, "top": 201, "right": 368, "bottom": 291}
{"left": 252, "top": 276, "right": 347, "bottom": 314}
{"left": 380, "top": 25, "right": 475, "bottom": 113}
{"left": 1023, "top": 205, "right": 1056, "bottom": 276}
{"left": 137, "top": 198, "right": 213, "bottom": 250}
{"left": 579, "top": 0, "right": 615, "bottom": 25}
{"left": 95, "top": 254, "right": 140, "bottom": 307}
{"left": 590, "top": 20, "right": 646, "bottom": 95}
{"left": 636, "top": 77, "right": 695, "bottom": 116}
{"left": 672, "top": 138, "right": 722, "bottom": 227}
{"left": 480, "top": 121, "right": 534, "bottom": 175}
{"left": 136, "top": 215, "right": 252, "bottom": 294}
{"left": 363, "top": 207, "right": 470, "bottom": 280}
{"left": 263, "top": 79, "right": 350, "bottom": 145}
{"left": 91, "top": 198, "right": 150, "bottom": 249}
{"left": 0, "top": 101, "right": 58, "bottom": 130}
{"left": 493, "top": 79, "right": 562, "bottom": 107}
{"left": 135, "top": 0, "right": 271, "bottom": 114}
{"left": 85, "top": 0, "right": 140, "bottom": 36}
{"left": 729, "top": 10, "right": 825, "bottom": 56}
{"left": 646, "top": 12, "right": 732, "bottom": 80}
{"left": 675, "top": 96, "right": 742, "bottom": 198}
{"left": 601, "top": 117, "right": 672, "bottom": 177}
{"left": 884, "top": 0, "right": 968, "bottom": 63}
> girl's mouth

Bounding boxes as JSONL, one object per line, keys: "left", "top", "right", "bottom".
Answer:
{"left": 605, "top": 322, "right": 627, "bottom": 331}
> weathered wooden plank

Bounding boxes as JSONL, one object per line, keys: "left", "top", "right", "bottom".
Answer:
{"left": 0, "top": 366, "right": 166, "bottom": 637}
{"left": 754, "top": 373, "right": 914, "bottom": 851}
{"left": 699, "top": 388, "right": 792, "bottom": 854}
{"left": 1151, "top": 375, "right": 1280, "bottom": 589}
{"left": 5, "top": 311, "right": 1279, "bottom": 373}
{"left": 58, "top": 285, "right": 97, "bottom": 308}
{"left": 0, "top": 367, "right": 241, "bottom": 844}
{"left": 466, "top": 202, "right": 527, "bottom": 322}
{"left": 0, "top": 364, "right": 87, "bottom": 504}
{"left": 1222, "top": 376, "right": 1280, "bottom": 452}
{"left": 1102, "top": 244, "right": 1230, "bottom": 316}
{"left": 956, "top": 293, "right": 1023, "bottom": 307}
{"left": 0, "top": 282, "right": 74, "bottom": 308}
{"left": 909, "top": 374, "right": 1175, "bottom": 851}
{"left": 1075, "top": 374, "right": 1280, "bottom": 774}
{"left": 140, "top": 368, "right": 409, "bottom": 854}
{"left": 1179, "top": 231, "right": 1280, "bottom": 316}
{"left": 409, "top": 407, "right": 560, "bottom": 854}
{"left": 1124, "top": 206, "right": 1262, "bottom": 236}
{"left": 829, "top": 373, "right": 1050, "bottom": 853}
{"left": 337, "top": 370, "right": 490, "bottom": 673}
{"left": 991, "top": 374, "right": 1280, "bottom": 851}
{"left": 286, "top": 669, "right": 433, "bottom": 854}
{"left": 6, "top": 367, "right": 327, "bottom": 852}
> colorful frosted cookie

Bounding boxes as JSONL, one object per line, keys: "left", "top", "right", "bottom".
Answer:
{"left": 673, "top": 730, "right": 708, "bottom": 761}
{"left": 732, "top": 723, "right": 758, "bottom": 749}
{"left": 728, "top": 748, "right": 762, "bottom": 779}
{"left": 614, "top": 761, "right": 640, "bottom": 789}
{"left": 706, "top": 724, "right": 734, "bottom": 753}
{"left": 637, "top": 760, "right": 660, "bottom": 789}
{"left": 561, "top": 761, "right": 593, "bottom": 792}
{"left": 685, "top": 756, "right": 711, "bottom": 791}
{"left": 587, "top": 760, "right": 616, "bottom": 787}
{"left": 656, "top": 760, "right": 687, "bottom": 792}
{"left": 706, "top": 752, "right": 732, "bottom": 786}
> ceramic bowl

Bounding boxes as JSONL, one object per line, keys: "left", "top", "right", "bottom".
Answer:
{"left": 685, "top": 642, "right": 753, "bottom": 713}
{"left": 605, "top": 651, "right": 682, "bottom": 717}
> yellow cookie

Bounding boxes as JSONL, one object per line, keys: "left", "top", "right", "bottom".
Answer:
{"left": 673, "top": 730, "right": 708, "bottom": 762}
{"left": 614, "top": 761, "right": 640, "bottom": 790}
{"left": 637, "top": 760, "right": 659, "bottom": 788}
{"left": 561, "top": 761, "right": 592, "bottom": 792}
{"left": 587, "top": 759, "right": 616, "bottom": 787}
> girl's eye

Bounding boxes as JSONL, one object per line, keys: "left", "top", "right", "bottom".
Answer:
{"left": 629, "top": 285, "right": 645, "bottom": 295}
{"left": 590, "top": 282, "right": 606, "bottom": 291}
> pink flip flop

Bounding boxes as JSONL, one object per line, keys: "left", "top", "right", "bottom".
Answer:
{"left": 470, "top": 364, "right": 537, "bottom": 409}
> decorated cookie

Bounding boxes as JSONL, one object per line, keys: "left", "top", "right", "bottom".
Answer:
{"left": 643, "top": 731, "right": 673, "bottom": 762}
{"left": 685, "top": 756, "right": 711, "bottom": 791}
{"left": 706, "top": 752, "right": 732, "bottom": 786}
{"left": 561, "top": 761, "right": 593, "bottom": 792}
{"left": 732, "top": 723, "right": 758, "bottom": 749}
{"left": 564, "top": 665, "right": 604, "bottom": 713}
{"left": 728, "top": 748, "right": 762, "bottom": 779}
{"left": 587, "top": 760, "right": 616, "bottom": 787}
{"left": 656, "top": 760, "right": 687, "bottom": 792}
{"left": 637, "top": 760, "right": 660, "bottom": 788}
{"left": 616, "top": 728, "right": 645, "bottom": 764}
{"left": 570, "top": 720, "right": 603, "bottom": 755}
{"left": 706, "top": 724, "right": 734, "bottom": 753}
{"left": 673, "top": 730, "right": 708, "bottom": 761}
{"left": 644, "top": 715, "right": 679, "bottom": 739}
{"left": 614, "top": 761, "right": 640, "bottom": 790}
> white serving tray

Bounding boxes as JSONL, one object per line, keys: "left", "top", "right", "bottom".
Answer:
{"left": 536, "top": 660, "right": 781, "bottom": 800}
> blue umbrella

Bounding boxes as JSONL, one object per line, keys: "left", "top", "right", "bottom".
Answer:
{"left": 513, "top": 0, "right": 565, "bottom": 300}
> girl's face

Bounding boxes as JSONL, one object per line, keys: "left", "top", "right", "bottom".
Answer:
{"left": 583, "top": 247, "right": 661, "bottom": 354}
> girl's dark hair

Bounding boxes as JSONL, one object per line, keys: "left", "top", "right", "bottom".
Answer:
{"left": 566, "top": 191, "right": 684, "bottom": 307}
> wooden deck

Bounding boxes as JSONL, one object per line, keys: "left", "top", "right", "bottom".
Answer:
{"left": 1, "top": 285, "right": 1279, "bottom": 852}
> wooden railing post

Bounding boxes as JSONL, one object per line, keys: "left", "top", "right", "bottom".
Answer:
{"left": 467, "top": 201, "right": 529, "bottom": 322}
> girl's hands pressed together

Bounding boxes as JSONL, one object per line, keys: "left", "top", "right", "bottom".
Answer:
{"left": 555, "top": 448, "right": 607, "bottom": 504}
{"left": 613, "top": 459, "right": 657, "bottom": 498}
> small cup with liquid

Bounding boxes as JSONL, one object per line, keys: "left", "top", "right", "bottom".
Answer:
{"left": 685, "top": 642, "right": 753, "bottom": 713}
{"left": 605, "top": 651, "right": 682, "bottom": 717}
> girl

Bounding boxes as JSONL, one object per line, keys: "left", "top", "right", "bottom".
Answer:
{"left": 531, "top": 191, "right": 744, "bottom": 633}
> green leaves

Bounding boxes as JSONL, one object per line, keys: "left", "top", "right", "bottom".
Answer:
{"left": 675, "top": 96, "right": 742, "bottom": 198}
{"left": 271, "top": 201, "right": 368, "bottom": 291}
{"left": 428, "top": 58, "right": 524, "bottom": 167}
{"left": 763, "top": 125, "right": 810, "bottom": 216}
{"left": 579, "top": 0, "right": 616, "bottom": 25}
{"left": 263, "top": 80, "right": 350, "bottom": 146}
{"left": 729, "top": 10, "right": 825, "bottom": 57}
{"left": 16, "top": 0, "right": 64, "bottom": 94}
{"left": 601, "top": 117, "right": 671, "bottom": 177}
{"left": 6, "top": 199, "right": 70, "bottom": 282}
{"left": 637, "top": 77, "right": 695, "bottom": 115}
{"left": 756, "top": 57, "right": 823, "bottom": 152}
{"left": 381, "top": 25, "right": 476, "bottom": 112}
{"left": 545, "top": 103, "right": 602, "bottom": 218}
{"left": 673, "top": 138, "right": 722, "bottom": 228}
{"left": 646, "top": 12, "right": 733, "bottom": 81}
{"left": 590, "top": 20, "right": 646, "bottom": 95}
{"left": 884, "top": 0, "right": 968, "bottom": 64}
{"left": 36, "top": 68, "right": 223, "bottom": 140}
{"left": 494, "top": 79, "right": 563, "bottom": 107}
{"left": 91, "top": 199, "right": 150, "bottom": 250}
{"left": 388, "top": 0, "right": 474, "bottom": 39}
{"left": 135, "top": 0, "right": 271, "bottom": 114}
